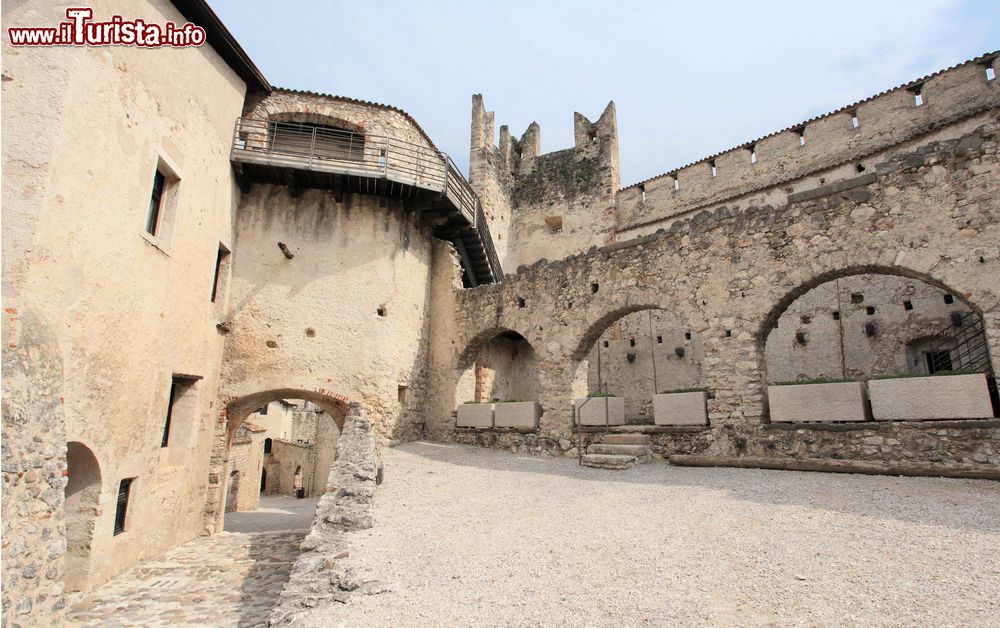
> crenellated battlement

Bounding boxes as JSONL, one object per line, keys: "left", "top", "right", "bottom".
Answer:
{"left": 616, "top": 51, "right": 1000, "bottom": 232}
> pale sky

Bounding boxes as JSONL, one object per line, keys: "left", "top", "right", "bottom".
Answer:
{"left": 212, "top": 0, "right": 998, "bottom": 185}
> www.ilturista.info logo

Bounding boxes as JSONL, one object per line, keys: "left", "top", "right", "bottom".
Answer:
{"left": 8, "top": 8, "right": 206, "bottom": 47}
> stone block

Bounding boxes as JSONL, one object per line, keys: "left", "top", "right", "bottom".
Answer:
{"left": 493, "top": 401, "right": 541, "bottom": 429}
{"left": 456, "top": 403, "right": 494, "bottom": 428}
{"left": 869, "top": 373, "right": 995, "bottom": 421}
{"left": 574, "top": 397, "right": 625, "bottom": 426}
{"left": 653, "top": 391, "right": 708, "bottom": 426}
{"left": 767, "top": 382, "right": 869, "bottom": 422}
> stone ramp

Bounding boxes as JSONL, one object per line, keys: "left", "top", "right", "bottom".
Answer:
{"left": 65, "top": 530, "right": 305, "bottom": 627}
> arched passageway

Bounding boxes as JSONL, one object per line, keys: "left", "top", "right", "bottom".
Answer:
{"left": 64, "top": 442, "right": 102, "bottom": 592}
{"left": 454, "top": 328, "right": 542, "bottom": 428}
{"left": 206, "top": 388, "right": 347, "bottom": 532}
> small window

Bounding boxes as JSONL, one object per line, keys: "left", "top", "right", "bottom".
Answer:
{"left": 850, "top": 111, "right": 859, "bottom": 129}
{"left": 114, "top": 478, "right": 134, "bottom": 535}
{"left": 832, "top": 311, "right": 841, "bottom": 321}
{"left": 866, "top": 306, "right": 876, "bottom": 316}
{"left": 851, "top": 293, "right": 864, "bottom": 304}
{"left": 377, "top": 305, "right": 387, "bottom": 317}
{"left": 925, "top": 350, "right": 952, "bottom": 374}
{"left": 602, "top": 340, "right": 609, "bottom": 348}
{"left": 629, "top": 338, "right": 636, "bottom": 347}
{"left": 210, "top": 244, "right": 231, "bottom": 303}
{"left": 911, "top": 86, "right": 924, "bottom": 107}
{"left": 672, "top": 175, "right": 680, "bottom": 191}
{"left": 709, "top": 160, "right": 717, "bottom": 177}
{"left": 638, "top": 184, "right": 646, "bottom": 202}
{"left": 987, "top": 67, "right": 996, "bottom": 81}
{"left": 943, "top": 294, "right": 954, "bottom": 305}
{"left": 749, "top": 146, "right": 757, "bottom": 164}
{"left": 398, "top": 385, "right": 408, "bottom": 404}
{"left": 263, "top": 438, "right": 273, "bottom": 454}
{"left": 797, "top": 128, "right": 806, "bottom": 146}
{"left": 144, "top": 159, "right": 180, "bottom": 244}
{"left": 684, "top": 331, "right": 691, "bottom": 340}
{"left": 162, "top": 376, "right": 198, "bottom": 448}
{"left": 656, "top": 336, "right": 663, "bottom": 344}
{"left": 903, "top": 300, "right": 913, "bottom": 311}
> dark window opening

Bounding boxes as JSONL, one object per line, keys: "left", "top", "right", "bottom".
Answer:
{"left": 602, "top": 340, "right": 609, "bottom": 348}
{"left": 943, "top": 294, "right": 954, "bottom": 305}
{"left": 684, "top": 331, "right": 691, "bottom": 340}
{"left": 258, "top": 404, "right": 268, "bottom": 415}
{"left": 517, "top": 297, "right": 526, "bottom": 308}
{"left": 210, "top": 244, "right": 231, "bottom": 303}
{"left": 925, "top": 350, "right": 953, "bottom": 374}
{"left": 851, "top": 293, "right": 864, "bottom": 304}
{"left": 856, "top": 163, "right": 866, "bottom": 173}
{"left": 656, "top": 336, "right": 663, "bottom": 344}
{"left": 377, "top": 306, "right": 387, "bottom": 317}
{"left": 146, "top": 170, "right": 166, "bottom": 236}
{"left": 162, "top": 376, "right": 197, "bottom": 448}
{"left": 832, "top": 311, "right": 841, "bottom": 320}
{"left": 263, "top": 438, "right": 272, "bottom": 455}
{"left": 866, "top": 306, "right": 876, "bottom": 315}
{"left": 903, "top": 300, "right": 913, "bottom": 311}
{"left": 113, "top": 478, "right": 134, "bottom": 535}
{"left": 724, "top": 329, "right": 732, "bottom": 337}
{"left": 629, "top": 338, "right": 636, "bottom": 347}
{"left": 590, "top": 282, "right": 599, "bottom": 294}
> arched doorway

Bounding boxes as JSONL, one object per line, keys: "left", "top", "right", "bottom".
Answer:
{"left": 64, "top": 442, "right": 101, "bottom": 592}
{"left": 207, "top": 389, "right": 347, "bottom": 532}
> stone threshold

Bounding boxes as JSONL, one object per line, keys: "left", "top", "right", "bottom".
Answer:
{"left": 764, "top": 419, "right": 1000, "bottom": 432}
{"left": 669, "top": 454, "right": 1000, "bottom": 481}
{"left": 575, "top": 424, "right": 707, "bottom": 434}
{"left": 454, "top": 426, "right": 539, "bottom": 434}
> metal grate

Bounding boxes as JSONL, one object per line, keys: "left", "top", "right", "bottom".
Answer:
{"left": 921, "top": 310, "right": 998, "bottom": 415}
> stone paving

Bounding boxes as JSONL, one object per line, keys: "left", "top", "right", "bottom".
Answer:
{"left": 65, "top": 531, "right": 305, "bottom": 627}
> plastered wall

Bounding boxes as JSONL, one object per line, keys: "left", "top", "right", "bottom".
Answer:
{"left": 2, "top": 0, "right": 247, "bottom": 618}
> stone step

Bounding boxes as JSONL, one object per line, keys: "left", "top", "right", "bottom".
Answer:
{"left": 600, "top": 434, "right": 651, "bottom": 445}
{"left": 587, "top": 443, "right": 652, "bottom": 457}
{"left": 581, "top": 453, "right": 636, "bottom": 470}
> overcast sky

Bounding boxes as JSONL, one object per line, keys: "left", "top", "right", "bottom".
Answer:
{"left": 212, "top": 0, "right": 998, "bottom": 185}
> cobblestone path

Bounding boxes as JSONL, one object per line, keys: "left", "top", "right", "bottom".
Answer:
{"left": 66, "top": 531, "right": 305, "bottom": 627}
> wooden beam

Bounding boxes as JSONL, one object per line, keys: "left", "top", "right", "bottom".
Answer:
{"left": 668, "top": 454, "right": 1000, "bottom": 481}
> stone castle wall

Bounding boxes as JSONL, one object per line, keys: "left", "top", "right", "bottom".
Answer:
{"left": 430, "top": 114, "right": 1000, "bottom": 468}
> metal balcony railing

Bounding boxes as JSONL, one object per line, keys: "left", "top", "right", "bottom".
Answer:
{"left": 230, "top": 117, "right": 478, "bottom": 226}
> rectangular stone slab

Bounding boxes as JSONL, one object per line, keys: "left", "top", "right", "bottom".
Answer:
{"left": 456, "top": 403, "right": 494, "bottom": 428}
{"left": 869, "top": 373, "right": 994, "bottom": 421}
{"left": 653, "top": 391, "right": 708, "bottom": 426}
{"left": 767, "top": 382, "right": 868, "bottom": 422}
{"left": 574, "top": 397, "right": 625, "bottom": 426}
{"left": 493, "top": 401, "right": 541, "bottom": 429}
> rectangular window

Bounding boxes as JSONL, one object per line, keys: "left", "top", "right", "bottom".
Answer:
{"left": 162, "top": 375, "right": 199, "bottom": 448}
{"left": 114, "top": 478, "right": 134, "bottom": 535}
{"left": 259, "top": 404, "right": 268, "bottom": 415}
{"left": 925, "top": 350, "right": 952, "bottom": 374}
{"left": 210, "top": 244, "right": 231, "bottom": 303}
{"left": 146, "top": 170, "right": 166, "bottom": 235}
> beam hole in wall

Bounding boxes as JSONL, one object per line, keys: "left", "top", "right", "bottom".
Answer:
{"left": 795, "top": 331, "right": 808, "bottom": 346}
{"left": 866, "top": 306, "right": 876, "bottom": 315}
{"left": 305, "top": 327, "right": 316, "bottom": 337}
{"left": 544, "top": 215, "right": 563, "bottom": 234}
{"left": 657, "top": 335, "right": 663, "bottom": 344}
{"left": 377, "top": 305, "right": 387, "bottom": 317}
{"left": 517, "top": 297, "right": 526, "bottom": 308}
{"left": 903, "top": 300, "right": 913, "bottom": 311}
{"left": 856, "top": 163, "right": 866, "bottom": 173}
{"left": 851, "top": 292, "right": 864, "bottom": 304}
{"left": 943, "top": 294, "right": 954, "bottom": 305}
{"left": 685, "top": 331, "right": 691, "bottom": 340}
{"left": 832, "top": 310, "right": 840, "bottom": 320}
{"left": 725, "top": 329, "right": 732, "bottom": 337}
{"left": 591, "top": 282, "right": 599, "bottom": 294}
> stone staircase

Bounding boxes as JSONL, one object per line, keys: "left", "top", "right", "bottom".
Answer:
{"left": 581, "top": 434, "right": 653, "bottom": 470}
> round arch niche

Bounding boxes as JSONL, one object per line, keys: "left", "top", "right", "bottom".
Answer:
{"left": 64, "top": 441, "right": 102, "bottom": 592}
{"left": 455, "top": 329, "right": 540, "bottom": 405}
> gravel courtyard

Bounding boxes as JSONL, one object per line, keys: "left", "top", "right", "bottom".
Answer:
{"left": 324, "top": 441, "right": 1000, "bottom": 627}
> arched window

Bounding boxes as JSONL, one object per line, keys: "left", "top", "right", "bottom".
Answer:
{"left": 263, "top": 437, "right": 272, "bottom": 454}
{"left": 270, "top": 121, "right": 364, "bottom": 162}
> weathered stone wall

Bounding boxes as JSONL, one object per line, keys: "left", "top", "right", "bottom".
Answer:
{"left": 227, "top": 426, "right": 266, "bottom": 513}
{"left": 764, "top": 274, "right": 974, "bottom": 383}
{"left": 429, "top": 115, "right": 1000, "bottom": 469}
{"left": 268, "top": 440, "right": 315, "bottom": 497}
{"left": 269, "top": 403, "right": 382, "bottom": 626}
{"left": 469, "top": 95, "right": 516, "bottom": 270}
{"left": 455, "top": 334, "right": 540, "bottom": 404}
{"left": 2, "top": 0, "right": 248, "bottom": 616}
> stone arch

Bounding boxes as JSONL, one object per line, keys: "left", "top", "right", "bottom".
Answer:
{"left": 570, "top": 305, "right": 706, "bottom": 423}
{"left": 266, "top": 111, "right": 364, "bottom": 134}
{"left": 757, "top": 264, "right": 995, "bottom": 417}
{"left": 64, "top": 441, "right": 101, "bottom": 593}
{"left": 204, "top": 388, "right": 349, "bottom": 532}
{"left": 455, "top": 326, "right": 541, "bottom": 405}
